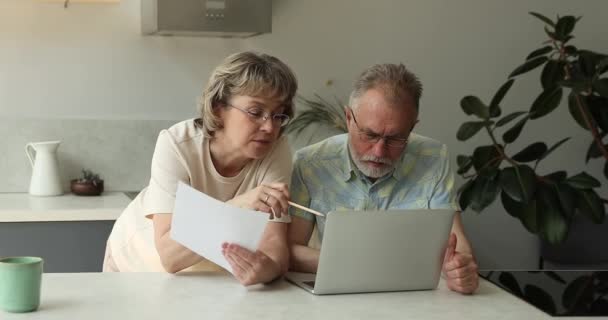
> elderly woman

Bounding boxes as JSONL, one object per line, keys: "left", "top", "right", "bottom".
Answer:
{"left": 104, "top": 51, "right": 298, "bottom": 285}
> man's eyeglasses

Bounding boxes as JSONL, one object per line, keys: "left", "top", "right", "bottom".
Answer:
{"left": 350, "top": 109, "right": 409, "bottom": 148}
{"left": 228, "top": 104, "right": 290, "bottom": 128}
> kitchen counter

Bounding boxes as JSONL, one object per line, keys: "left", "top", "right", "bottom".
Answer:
{"left": 1, "top": 272, "right": 560, "bottom": 320}
{"left": 0, "top": 192, "right": 132, "bottom": 222}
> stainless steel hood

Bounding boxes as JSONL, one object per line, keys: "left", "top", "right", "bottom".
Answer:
{"left": 141, "top": 0, "right": 272, "bottom": 38}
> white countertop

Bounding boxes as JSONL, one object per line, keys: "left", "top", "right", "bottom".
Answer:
{"left": 0, "top": 192, "right": 131, "bottom": 222}
{"left": 0, "top": 272, "right": 562, "bottom": 320}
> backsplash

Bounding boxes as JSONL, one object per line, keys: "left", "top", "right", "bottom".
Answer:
{"left": 0, "top": 117, "right": 176, "bottom": 192}
{"left": 0, "top": 117, "right": 325, "bottom": 193}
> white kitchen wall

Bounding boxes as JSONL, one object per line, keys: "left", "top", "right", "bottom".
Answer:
{"left": 1, "top": 0, "right": 607, "bottom": 269}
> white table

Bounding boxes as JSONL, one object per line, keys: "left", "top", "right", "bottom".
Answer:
{"left": 0, "top": 272, "right": 561, "bottom": 320}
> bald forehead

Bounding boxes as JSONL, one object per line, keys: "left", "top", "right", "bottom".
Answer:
{"left": 352, "top": 87, "right": 418, "bottom": 114}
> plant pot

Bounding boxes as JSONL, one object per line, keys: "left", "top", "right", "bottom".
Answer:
{"left": 541, "top": 214, "right": 608, "bottom": 268}
{"left": 70, "top": 180, "right": 104, "bottom": 196}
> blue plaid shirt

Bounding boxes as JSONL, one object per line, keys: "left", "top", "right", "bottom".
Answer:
{"left": 289, "top": 133, "right": 459, "bottom": 242}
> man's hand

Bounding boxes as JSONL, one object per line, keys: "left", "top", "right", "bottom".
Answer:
{"left": 222, "top": 242, "right": 282, "bottom": 286}
{"left": 442, "top": 233, "right": 479, "bottom": 294}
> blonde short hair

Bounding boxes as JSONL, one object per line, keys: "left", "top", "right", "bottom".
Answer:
{"left": 195, "top": 51, "right": 298, "bottom": 137}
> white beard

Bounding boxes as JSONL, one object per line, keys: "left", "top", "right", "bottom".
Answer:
{"left": 348, "top": 140, "right": 396, "bottom": 179}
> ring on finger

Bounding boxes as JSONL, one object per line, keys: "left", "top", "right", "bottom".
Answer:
{"left": 264, "top": 194, "right": 270, "bottom": 203}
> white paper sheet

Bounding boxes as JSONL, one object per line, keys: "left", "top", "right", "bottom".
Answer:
{"left": 170, "top": 182, "right": 269, "bottom": 274}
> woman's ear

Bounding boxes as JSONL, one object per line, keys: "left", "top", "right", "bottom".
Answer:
{"left": 213, "top": 101, "right": 225, "bottom": 117}
{"left": 211, "top": 101, "right": 227, "bottom": 130}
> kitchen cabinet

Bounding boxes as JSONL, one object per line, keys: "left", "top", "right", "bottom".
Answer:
{"left": 0, "top": 192, "right": 130, "bottom": 272}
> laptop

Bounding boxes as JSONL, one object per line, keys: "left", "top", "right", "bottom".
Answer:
{"left": 285, "top": 209, "right": 455, "bottom": 295}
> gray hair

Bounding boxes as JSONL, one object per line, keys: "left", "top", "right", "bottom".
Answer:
{"left": 349, "top": 63, "right": 422, "bottom": 111}
{"left": 195, "top": 51, "right": 298, "bottom": 137}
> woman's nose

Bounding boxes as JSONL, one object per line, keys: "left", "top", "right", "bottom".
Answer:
{"left": 259, "top": 117, "right": 277, "bottom": 132}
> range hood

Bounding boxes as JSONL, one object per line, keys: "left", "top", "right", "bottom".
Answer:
{"left": 141, "top": 0, "right": 272, "bottom": 38}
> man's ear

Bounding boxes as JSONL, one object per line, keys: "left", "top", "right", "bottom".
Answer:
{"left": 344, "top": 107, "right": 352, "bottom": 125}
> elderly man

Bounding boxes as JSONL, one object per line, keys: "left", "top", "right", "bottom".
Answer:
{"left": 287, "top": 63, "right": 479, "bottom": 294}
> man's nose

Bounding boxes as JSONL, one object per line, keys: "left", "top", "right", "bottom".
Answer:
{"left": 371, "top": 139, "right": 388, "bottom": 157}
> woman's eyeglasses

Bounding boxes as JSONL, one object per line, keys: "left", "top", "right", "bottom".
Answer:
{"left": 228, "top": 104, "right": 290, "bottom": 128}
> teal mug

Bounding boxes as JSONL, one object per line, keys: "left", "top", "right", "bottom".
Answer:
{"left": 0, "top": 257, "right": 43, "bottom": 313}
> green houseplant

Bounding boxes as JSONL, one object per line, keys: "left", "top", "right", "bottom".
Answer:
{"left": 287, "top": 95, "right": 348, "bottom": 145}
{"left": 456, "top": 12, "right": 608, "bottom": 244}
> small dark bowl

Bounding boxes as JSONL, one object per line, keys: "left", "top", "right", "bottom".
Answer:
{"left": 70, "top": 180, "right": 104, "bottom": 196}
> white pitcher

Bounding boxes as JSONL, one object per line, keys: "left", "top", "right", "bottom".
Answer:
{"left": 25, "top": 140, "right": 64, "bottom": 196}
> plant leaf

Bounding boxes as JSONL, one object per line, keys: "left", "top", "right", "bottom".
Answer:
{"left": 499, "top": 272, "right": 523, "bottom": 297}
{"left": 564, "top": 45, "right": 578, "bottom": 55}
{"left": 600, "top": 57, "right": 608, "bottom": 75}
{"left": 568, "top": 92, "right": 590, "bottom": 130}
{"left": 594, "top": 78, "right": 608, "bottom": 98}
{"left": 499, "top": 165, "right": 537, "bottom": 203}
{"left": 288, "top": 95, "right": 348, "bottom": 135}
{"left": 461, "top": 96, "right": 489, "bottom": 119}
{"left": 566, "top": 172, "right": 601, "bottom": 189}
{"left": 512, "top": 142, "right": 548, "bottom": 162}
{"left": 544, "top": 171, "right": 567, "bottom": 183}
{"left": 578, "top": 50, "right": 606, "bottom": 78}
{"left": 457, "top": 155, "right": 471, "bottom": 168}
{"left": 529, "top": 87, "right": 563, "bottom": 119}
{"left": 563, "top": 275, "right": 594, "bottom": 311}
{"left": 457, "top": 121, "right": 488, "bottom": 141}
{"left": 472, "top": 145, "right": 501, "bottom": 172}
{"left": 526, "top": 46, "right": 553, "bottom": 61}
{"left": 544, "top": 26, "right": 557, "bottom": 41}
{"left": 503, "top": 116, "right": 529, "bottom": 143}
{"left": 470, "top": 170, "right": 501, "bottom": 213}
{"left": 501, "top": 191, "right": 538, "bottom": 233}
{"left": 509, "top": 56, "right": 548, "bottom": 78}
{"left": 496, "top": 111, "right": 527, "bottom": 127}
{"left": 524, "top": 285, "right": 557, "bottom": 315}
{"left": 586, "top": 139, "right": 604, "bottom": 163}
{"left": 458, "top": 179, "right": 475, "bottom": 210}
{"left": 457, "top": 155, "right": 473, "bottom": 175}
{"left": 490, "top": 79, "right": 515, "bottom": 117}
{"left": 539, "top": 137, "right": 571, "bottom": 162}
{"left": 555, "top": 183, "right": 576, "bottom": 219}
{"left": 555, "top": 16, "right": 577, "bottom": 39}
{"left": 575, "top": 189, "right": 606, "bottom": 224}
{"left": 586, "top": 96, "right": 608, "bottom": 133}
{"left": 529, "top": 12, "right": 556, "bottom": 27}
{"left": 537, "top": 183, "right": 568, "bottom": 244}
{"left": 541, "top": 60, "right": 565, "bottom": 89}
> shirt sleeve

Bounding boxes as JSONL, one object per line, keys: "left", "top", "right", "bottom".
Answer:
{"left": 288, "top": 150, "right": 315, "bottom": 221}
{"left": 257, "top": 136, "right": 293, "bottom": 223}
{"left": 142, "top": 130, "right": 190, "bottom": 218}
{"left": 428, "top": 144, "right": 460, "bottom": 211}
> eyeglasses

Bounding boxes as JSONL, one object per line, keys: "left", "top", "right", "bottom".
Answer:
{"left": 227, "top": 103, "right": 291, "bottom": 128}
{"left": 350, "top": 109, "right": 409, "bottom": 148}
